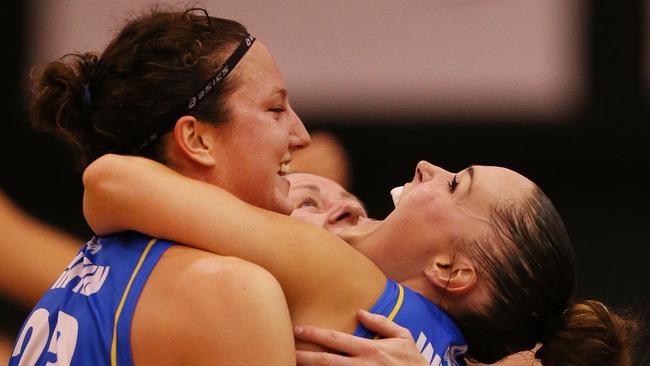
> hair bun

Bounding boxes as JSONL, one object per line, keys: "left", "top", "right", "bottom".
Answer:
{"left": 30, "top": 52, "right": 100, "bottom": 163}
{"left": 536, "top": 300, "right": 640, "bottom": 366}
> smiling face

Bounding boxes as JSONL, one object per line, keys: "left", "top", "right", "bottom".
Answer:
{"left": 348, "top": 161, "right": 536, "bottom": 283}
{"left": 205, "top": 42, "right": 310, "bottom": 214}
{"left": 288, "top": 173, "right": 368, "bottom": 236}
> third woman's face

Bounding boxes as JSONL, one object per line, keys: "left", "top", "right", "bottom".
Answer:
{"left": 347, "top": 161, "right": 536, "bottom": 282}
{"left": 207, "top": 42, "right": 310, "bottom": 215}
{"left": 287, "top": 173, "right": 368, "bottom": 237}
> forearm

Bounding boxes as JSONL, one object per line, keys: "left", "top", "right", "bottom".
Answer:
{"left": 0, "top": 192, "right": 80, "bottom": 307}
{"left": 83, "top": 154, "right": 386, "bottom": 328}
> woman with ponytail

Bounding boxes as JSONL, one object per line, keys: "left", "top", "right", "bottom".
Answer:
{"left": 82, "top": 155, "right": 643, "bottom": 365}
{"left": 282, "top": 173, "right": 643, "bottom": 366}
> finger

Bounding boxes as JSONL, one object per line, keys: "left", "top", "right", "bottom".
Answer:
{"left": 357, "top": 309, "right": 413, "bottom": 340}
{"left": 294, "top": 325, "right": 372, "bottom": 355}
{"left": 296, "top": 350, "right": 361, "bottom": 366}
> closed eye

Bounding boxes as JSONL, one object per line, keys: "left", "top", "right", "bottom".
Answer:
{"left": 448, "top": 175, "right": 460, "bottom": 193}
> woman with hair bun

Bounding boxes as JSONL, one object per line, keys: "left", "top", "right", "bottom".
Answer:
{"left": 11, "top": 7, "right": 310, "bottom": 366}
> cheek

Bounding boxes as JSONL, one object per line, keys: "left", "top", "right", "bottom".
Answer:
{"left": 401, "top": 187, "right": 447, "bottom": 220}
{"left": 231, "top": 107, "right": 288, "bottom": 147}
{"left": 249, "top": 125, "right": 290, "bottom": 164}
{"left": 230, "top": 127, "right": 285, "bottom": 170}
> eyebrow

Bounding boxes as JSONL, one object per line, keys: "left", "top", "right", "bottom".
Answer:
{"left": 270, "top": 88, "right": 288, "bottom": 98}
{"left": 295, "top": 182, "right": 367, "bottom": 211}
{"left": 296, "top": 183, "right": 357, "bottom": 202}
{"left": 294, "top": 183, "right": 321, "bottom": 193}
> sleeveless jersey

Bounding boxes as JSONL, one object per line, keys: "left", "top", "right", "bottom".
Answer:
{"left": 9, "top": 231, "right": 172, "bottom": 366}
{"left": 354, "top": 280, "right": 468, "bottom": 366}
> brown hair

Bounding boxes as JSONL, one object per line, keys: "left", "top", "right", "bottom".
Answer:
{"left": 29, "top": 7, "right": 248, "bottom": 167}
{"left": 453, "top": 187, "right": 641, "bottom": 365}
{"left": 535, "top": 300, "right": 641, "bottom": 365}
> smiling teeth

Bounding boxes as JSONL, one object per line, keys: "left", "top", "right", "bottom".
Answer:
{"left": 390, "top": 186, "right": 404, "bottom": 207}
{"left": 279, "top": 162, "right": 291, "bottom": 175}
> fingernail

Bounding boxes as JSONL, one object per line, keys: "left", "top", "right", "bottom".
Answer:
{"left": 294, "top": 326, "right": 303, "bottom": 335}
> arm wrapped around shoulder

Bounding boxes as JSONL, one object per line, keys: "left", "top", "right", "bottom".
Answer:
{"left": 535, "top": 300, "right": 642, "bottom": 366}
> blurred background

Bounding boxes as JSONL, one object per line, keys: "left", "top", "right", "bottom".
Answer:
{"left": 2, "top": 0, "right": 648, "bottom": 356}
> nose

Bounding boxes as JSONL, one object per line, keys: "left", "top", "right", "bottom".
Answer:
{"left": 415, "top": 160, "right": 436, "bottom": 182}
{"left": 328, "top": 202, "right": 365, "bottom": 226}
{"left": 288, "top": 106, "right": 311, "bottom": 151}
{"left": 414, "top": 161, "right": 451, "bottom": 183}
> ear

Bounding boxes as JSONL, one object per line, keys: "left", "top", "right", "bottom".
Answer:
{"left": 172, "top": 116, "right": 218, "bottom": 167}
{"left": 424, "top": 254, "right": 476, "bottom": 295}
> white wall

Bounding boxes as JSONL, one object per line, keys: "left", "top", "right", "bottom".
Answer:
{"left": 27, "top": 0, "right": 585, "bottom": 122}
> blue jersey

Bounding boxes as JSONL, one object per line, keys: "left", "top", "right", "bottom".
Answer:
{"left": 9, "top": 231, "right": 172, "bottom": 366}
{"left": 354, "top": 280, "right": 468, "bottom": 366}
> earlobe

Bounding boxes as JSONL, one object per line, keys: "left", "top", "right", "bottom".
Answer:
{"left": 173, "top": 116, "right": 217, "bottom": 167}
{"left": 424, "top": 255, "right": 476, "bottom": 294}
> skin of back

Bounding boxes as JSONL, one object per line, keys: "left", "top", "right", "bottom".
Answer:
{"left": 131, "top": 245, "right": 295, "bottom": 366}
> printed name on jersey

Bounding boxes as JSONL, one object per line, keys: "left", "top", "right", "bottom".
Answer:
{"left": 85, "top": 237, "right": 103, "bottom": 255}
{"left": 51, "top": 249, "right": 110, "bottom": 296}
{"left": 415, "top": 332, "right": 468, "bottom": 366}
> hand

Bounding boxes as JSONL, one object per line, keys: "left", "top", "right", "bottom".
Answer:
{"left": 295, "top": 309, "right": 430, "bottom": 366}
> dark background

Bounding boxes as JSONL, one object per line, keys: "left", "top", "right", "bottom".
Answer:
{"left": 2, "top": 0, "right": 649, "bottom": 355}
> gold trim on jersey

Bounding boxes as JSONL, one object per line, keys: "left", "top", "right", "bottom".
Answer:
{"left": 387, "top": 283, "right": 405, "bottom": 321}
{"left": 111, "top": 238, "right": 157, "bottom": 366}
{"left": 373, "top": 282, "right": 405, "bottom": 339}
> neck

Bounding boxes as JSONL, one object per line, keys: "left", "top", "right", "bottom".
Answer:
{"left": 400, "top": 276, "right": 439, "bottom": 305}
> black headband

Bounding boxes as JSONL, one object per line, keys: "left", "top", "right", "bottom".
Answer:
{"left": 132, "top": 33, "right": 256, "bottom": 154}
{"left": 187, "top": 33, "right": 256, "bottom": 110}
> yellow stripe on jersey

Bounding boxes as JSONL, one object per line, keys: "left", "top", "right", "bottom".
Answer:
{"left": 387, "top": 283, "right": 405, "bottom": 321}
{"left": 111, "top": 238, "right": 157, "bottom": 366}
{"left": 373, "top": 283, "right": 405, "bottom": 339}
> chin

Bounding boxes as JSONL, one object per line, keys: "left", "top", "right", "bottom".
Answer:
{"left": 338, "top": 220, "right": 381, "bottom": 247}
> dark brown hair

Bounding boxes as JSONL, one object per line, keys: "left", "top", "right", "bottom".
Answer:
{"left": 454, "top": 187, "right": 641, "bottom": 365}
{"left": 29, "top": 7, "right": 249, "bottom": 167}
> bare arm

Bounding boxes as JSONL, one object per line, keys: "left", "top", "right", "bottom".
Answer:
{"left": 0, "top": 191, "right": 80, "bottom": 307}
{"left": 82, "top": 154, "right": 386, "bottom": 334}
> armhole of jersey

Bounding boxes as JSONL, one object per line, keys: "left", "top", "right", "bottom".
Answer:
{"left": 112, "top": 239, "right": 172, "bottom": 366}
{"left": 353, "top": 280, "right": 405, "bottom": 339}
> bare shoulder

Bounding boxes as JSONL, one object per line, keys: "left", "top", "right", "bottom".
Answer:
{"left": 131, "top": 245, "right": 295, "bottom": 366}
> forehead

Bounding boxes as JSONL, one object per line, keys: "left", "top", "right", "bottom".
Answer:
{"left": 232, "top": 41, "right": 285, "bottom": 91}
{"left": 473, "top": 166, "right": 534, "bottom": 198}
{"left": 456, "top": 165, "right": 535, "bottom": 223}
{"left": 288, "top": 173, "right": 364, "bottom": 204}
{"left": 288, "top": 173, "right": 345, "bottom": 193}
